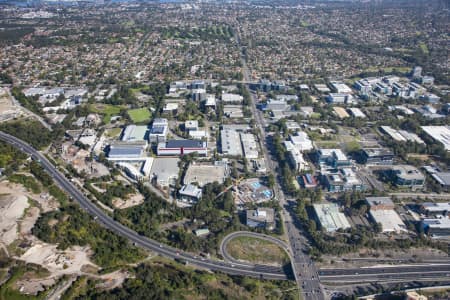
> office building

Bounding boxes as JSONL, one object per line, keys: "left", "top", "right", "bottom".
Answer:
{"left": 289, "top": 131, "right": 313, "bottom": 152}
{"left": 150, "top": 157, "right": 179, "bottom": 188}
{"left": 361, "top": 148, "right": 395, "bottom": 165}
{"left": 390, "top": 165, "right": 425, "bottom": 189}
{"left": 179, "top": 184, "right": 202, "bottom": 203}
{"left": 240, "top": 133, "right": 259, "bottom": 159}
{"left": 324, "top": 168, "right": 365, "bottom": 192}
{"left": 366, "top": 197, "right": 395, "bottom": 211}
{"left": 185, "top": 120, "right": 199, "bottom": 131}
{"left": 149, "top": 118, "right": 168, "bottom": 143}
{"left": 107, "top": 141, "right": 147, "bottom": 160}
{"left": 221, "top": 93, "right": 243, "bottom": 103}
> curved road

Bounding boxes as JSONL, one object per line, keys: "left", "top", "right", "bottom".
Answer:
{"left": 2, "top": 131, "right": 449, "bottom": 292}
{"left": 0, "top": 131, "right": 288, "bottom": 281}
{"left": 220, "top": 231, "right": 291, "bottom": 265}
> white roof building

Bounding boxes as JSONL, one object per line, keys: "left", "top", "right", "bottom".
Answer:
{"left": 222, "top": 93, "right": 243, "bottom": 103}
{"left": 240, "top": 133, "right": 259, "bottom": 159}
{"left": 421, "top": 126, "right": 450, "bottom": 151}
{"left": 221, "top": 129, "right": 242, "bottom": 156}
{"left": 330, "top": 82, "right": 353, "bottom": 94}
{"left": 289, "top": 131, "right": 313, "bottom": 152}
{"left": 369, "top": 209, "right": 407, "bottom": 233}
{"left": 313, "top": 203, "right": 351, "bottom": 232}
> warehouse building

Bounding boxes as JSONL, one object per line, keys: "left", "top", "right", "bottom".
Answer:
{"left": 221, "top": 93, "right": 243, "bottom": 103}
{"left": 240, "top": 133, "right": 259, "bottom": 159}
{"left": 150, "top": 157, "right": 179, "bottom": 188}
{"left": 157, "top": 139, "right": 208, "bottom": 156}
{"left": 313, "top": 203, "right": 351, "bottom": 232}
{"left": 366, "top": 196, "right": 406, "bottom": 233}
{"left": 107, "top": 141, "right": 147, "bottom": 160}
{"left": 221, "top": 129, "right": 243, "bottom": 156}
{"left": 420, "top": 202, "right": 450, "bottom": 216}
{"left": 121, "top": 125, "right": 149, "bottom": 142}
{"left": 422, "top": 217, "right": 450, "bottom": 238}
{"left": 366, "top": 197, "right": 395, "bottom": 211}
{"left": 421, "top": 126, "right": 450, "bottom": 151}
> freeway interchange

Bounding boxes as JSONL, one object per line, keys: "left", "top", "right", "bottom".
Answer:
{"left": 1, "top": 130, "right": 450, "bottom": 298}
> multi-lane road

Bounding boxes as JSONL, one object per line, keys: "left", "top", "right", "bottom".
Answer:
{"left": 0, "top": 131, "right": 288, "bottom": 281}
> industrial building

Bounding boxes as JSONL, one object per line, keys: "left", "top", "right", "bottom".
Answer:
{"left": 179, "top": 184, "right": 202, "bottom": 203}
{"left": 149, "top": 118, "right": 169, "bottom": 144}
{"left": 420, "top": 202, "right": 450, "bottom": 216}
{"left": 240, "top": 133, "right": 259, "bottom": 159}
{"left": 365, "top": 196, "right": 406, "bottom": 233}
{"left": 220, "top": 129, "right": 243, "bottom": 156}
{"left": 221, "top": 93, "right": 243, "bottom": 103}
{"left": 380, "top": 126, "right": 425, "bottom": 144}
{"left": 421, "top": 126, "right": 450, "bottom": 151}
{"left": 366, "top": 197, "right": 395, "bottom": 210}
{"left": 184, "top": 162, "right": 228, "bottom": 187}
{"left": 150, "top": 157, "right": 179, "bottom": 188}
{"left": 157, "top": 139, "right": 208, "bottom": 156}
{"left": 313, "top": 203, "right": 351, "bottom": 232}
{"left": 223, "top": 105, "right": 244, "bottom": 118}
{"left": 361, "top": 148, "right": 395, "bottom": 165}
{"left": 330, "top": 82, "right": 353, "bottom": 94}
{"left": 121, "top": 125, "right": 149, "bottom": 142}
{"left": 263, "top": 99, "right": 289, "bottom": 112}
{"left": 369, "top": 209, "right": 407, "bottom": 233}
{"left": 333, "top": 107, "right": 350, "bottom": 118}
{"left": 422, "top": 217, "right": 450, "bottom": 238}
{"left": 423, "top": 166, "right": 450, "bottom": 192}
{"left": 327, "top": 94, "right": 354, "bottom": 104}
{"left": 246, "top": 208, "right": 275, "bottom": 230}
{"left": 107, "top": 141, "right": 147, "bottom": 160}
{"left": 348, "top": 107, "right": 366, "bottom": 118}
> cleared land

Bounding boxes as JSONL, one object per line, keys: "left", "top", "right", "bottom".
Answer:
{"left": 127, "top": 108, "right": 151, "bottom": 123}
{"left": 226, "top": 237, "right": 289, "bottom": 266}
{"left": 89, "top": 104, "right": 124, "bottom": 123}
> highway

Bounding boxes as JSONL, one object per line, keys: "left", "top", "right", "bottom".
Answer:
{"left": 235, "top": 28, "right": 325, "bottom": 299}
{"left": 0, "top": 131, "right": 289, "bottom": 281}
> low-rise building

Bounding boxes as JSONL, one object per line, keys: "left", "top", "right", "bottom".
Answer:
{"left": 420, "top": 202, "right": 450, "bottom": 216}
{"left": 369, "top": 209, "right": 407, "bottom": 233}
{"left": 289, "top": 131, "right": 313, "bottom": 152}
{"left": 390, "top": 165, "right": 425, "bottom": 189}
{"left": 220, "top": 129, "right": 242, "bottom": 156}
{"left": 149, "top": 118, "right": 168, "bottom": 144}
{"left": 246, "top": 208, "right": 275, "bottom": 230}
{"left": 361, "top": 148, "right": 395, "bottom": 165}
{"left": 316, "top": 148, "right": 351, "bottom": 168}
{"left": 185, "top": 120, "right": 199, "bottom": 131}
{"left": 421, "top": 126, "right": 450, "bottom": 151}
{"left": 179, "top": 184, "right": 202, "bottom": 204}
{"left": 324, "top": 168, "right": 365, "bottom": 192}
{"left": 313, "top": 203, "right": 351, "bottom": 232}
{"left": 366, "top": 197, "right": 395, "bottom": 211}
{"left": 122, "top": 125, "right": 149, "bottom": 142}
{"left": 422, "top": 217, "right": 450, "bottom": 238}
{"left": 240, "top": 133, "right": 259, "bottom": 159}
{"left": 150, "top": 157, "right": 179, "bottom": 188}
{"left": 221, "top": 93, "right": 243, "bottom": 103}
{"left": 327, "top": 93, "right": 354, "bottom": 104}
{"left": 157, "top": 139, "right": 208, "bottom": 156}
{"left": 107, "top": 141, "right": 147, "bottom": 160}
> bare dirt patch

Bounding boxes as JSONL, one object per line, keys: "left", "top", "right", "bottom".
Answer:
{"left": 112, "top": 193, "right": 144, "bottom": 209}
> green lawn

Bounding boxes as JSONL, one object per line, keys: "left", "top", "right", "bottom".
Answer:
{"left": 89, "top": 104, "right": 124, "bottom": 123}
{"left": 127, "top": 108, "right": 151, "bottom": 123}
{"left": 419, "top": 43, "right": 429, "bottom": 55}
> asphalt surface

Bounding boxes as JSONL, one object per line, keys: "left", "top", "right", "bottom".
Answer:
{"left": 0, "top": 131, "right": 289, "bottom": 281}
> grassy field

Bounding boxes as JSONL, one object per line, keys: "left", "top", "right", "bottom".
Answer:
{"left": 419, "top": 43, "right": 429, "bottom": 55}
{"left": 105, "top": 127, "right": 123, "bottom": 138}
{"left": 226, "top": 237, "right": 290, "bottom": 266}
{"left": 89, "top": 104, "right": 124, "bottom": 123}
{"left": 127, "top": 108, "right": 151, "bottom": 123}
